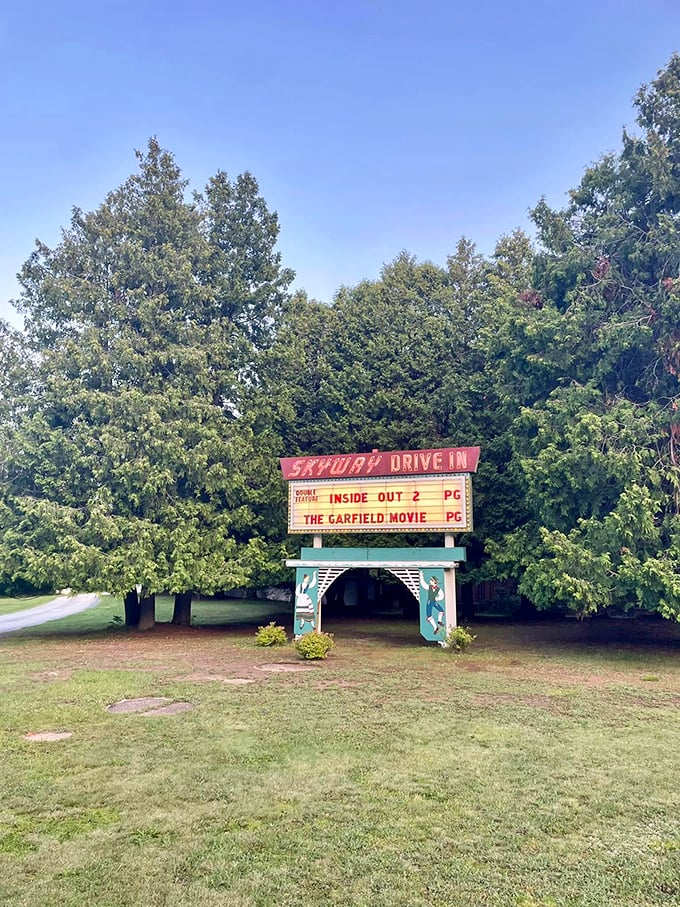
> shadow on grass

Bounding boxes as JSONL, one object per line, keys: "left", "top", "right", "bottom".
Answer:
{"left": 4, "top": 594, "right": 680, "bottom": 662}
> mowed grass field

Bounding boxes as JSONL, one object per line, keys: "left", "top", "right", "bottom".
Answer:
{"left": 0, "top": 594, "right": 62, "bottom": 616}
{"left": 1, "top": 598, "right": 680, "bottom": 907}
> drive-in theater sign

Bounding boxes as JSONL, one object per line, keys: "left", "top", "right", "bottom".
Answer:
{"left": 281, "top": 446, "right": 480, "bottom": 646}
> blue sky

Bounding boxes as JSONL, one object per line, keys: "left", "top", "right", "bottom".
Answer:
{"left": 1, "top": 1, "right": 679, "bottom": 325}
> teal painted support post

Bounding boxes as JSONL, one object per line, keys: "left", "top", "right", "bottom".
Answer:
{"left": 294, "top": 567, "right": 320, "bottom": 638}
{"left": 419, "top": 568, "right": 446, "bottom": 641}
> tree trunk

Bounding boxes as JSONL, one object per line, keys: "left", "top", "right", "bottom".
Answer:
{"left": 172, "top": 591, "right": 193, "bottom": 626}
{"left": 124, "top": 589, "right": 141, "bottom": 627}
{"left": 137, "top": 592, "right": 156, "bottom": 630}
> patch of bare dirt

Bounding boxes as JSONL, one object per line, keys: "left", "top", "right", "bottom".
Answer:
{"left": 28, "top": 670, "right": 72, "bottom": 682}
{"left": 24, "top": 731, "right": 73, "bottom": 741}
{"left": 457, "top": 661, "right": 486, "bottom": 673}
{"left": 455, "top": 656, "right": 666, "bottom": 692}
{"left": 257, "top": 662, "right": 318, "bottom": 673}
{"left": 176, "top": 673, "right": 256, "bottom": 685}
{"left": 315, "top": 679, "right": 362, "bottom": 690}
{"left": 5, "top": 626, "right": 284, "bottom": 676}
{"left": 502, "top": 662, "right": 660, "bottom": 691}
{"left": 6, "top": 619, "right": 680, "bottom": 701}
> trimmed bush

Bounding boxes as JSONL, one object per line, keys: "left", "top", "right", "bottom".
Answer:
{"left": 444, "top": 625, "right": 476, "bottom": 653}
{"left": 255, "top": 622, "right": 288, "bottom": 647}
{"left": 294, "top": 630, "right": 335, "bottom": 660}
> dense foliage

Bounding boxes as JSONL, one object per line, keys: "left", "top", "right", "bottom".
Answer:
{"left": 0, "top": 141, "right": 291, "bottom": 620}
{"left": 1, "top": 58, "right": 678, "bottom": 621}
{"left": 486, "top": 57, "right": 680, "bottom": 618}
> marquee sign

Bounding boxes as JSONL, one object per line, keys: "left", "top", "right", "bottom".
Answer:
{"left": 280, "top": 446, "right": 480, "bottom": 481}
{"left": 281, "top": 445, "right": 478, "bottom": 535}
{"left": 287, "top": 473, "right": 472, "bottom": 534}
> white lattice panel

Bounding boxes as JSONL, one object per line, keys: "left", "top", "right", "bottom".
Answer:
{"left": 318, "top": 568, "right": 348, "bottom": 601}
{"left": 386, "top": 568, "right": 420, "bottom": 602}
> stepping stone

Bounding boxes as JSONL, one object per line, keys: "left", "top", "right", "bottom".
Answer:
{"left": 140, "top": 702, "right": 194, "bottom": 716}
{"left": 107, "top": 697, "right": 172, "bottom": 713}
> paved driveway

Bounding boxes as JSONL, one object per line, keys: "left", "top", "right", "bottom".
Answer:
{"left": 0, "top": 594, "right": 101, "bottom": 634}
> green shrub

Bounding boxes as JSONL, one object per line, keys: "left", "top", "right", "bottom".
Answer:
{"left": 255, "top": 622, "right": 288, "bottom": 647}
{"left": 294, "top": 630, "right": 335, "bottom": 660}
{"left": 444, "top": 625, "right": 476, "bottom": 653}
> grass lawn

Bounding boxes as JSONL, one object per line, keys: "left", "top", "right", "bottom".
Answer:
{"left": 1, "top": 594, "right": 291, "bottom": 638}
{"left": 0, "top": 594, "right": 61, "bottom": 616}
{"left": 1, "top": 601, "right": 680, "bottom": 906}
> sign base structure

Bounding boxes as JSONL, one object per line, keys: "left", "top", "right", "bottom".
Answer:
{"left": 286, "top": 547, "right": 466, "bottom": 646}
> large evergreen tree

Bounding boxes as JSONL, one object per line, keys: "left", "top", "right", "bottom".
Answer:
{"left": 0, "top": 140, "right": 293, "bottom": 625}
{"left": 270, "top": 241, "right": 533, "bottom": 563}
{"left": 486, "top": 57, "right": 680, "bottom": 619}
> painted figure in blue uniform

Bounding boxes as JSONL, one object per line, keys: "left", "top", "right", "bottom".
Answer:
{"left": 421, "top": 574, "right": 445, "bottom": 634}
{"left": 295, "top": 571, "right": 317, "bottom": 632}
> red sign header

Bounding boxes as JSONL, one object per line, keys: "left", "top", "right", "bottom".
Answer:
{"left": 280, "top": 447, "right": 480, "bottom": 481}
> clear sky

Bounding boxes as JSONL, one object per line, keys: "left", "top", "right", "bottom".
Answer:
{"left": 1, "top": 1, "right": 679, "bottom": 326}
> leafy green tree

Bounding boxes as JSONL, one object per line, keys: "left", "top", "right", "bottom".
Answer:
{"left": 271, "top": 244, "right": 532, "bottom": 565}
{"left": 487, "top": 57, "right": 680, "bottom": 618}
{"left": 0, "top": 322, "right": 37, "bottom": 594}
{"left": 0, "top": 140, "right": 293, "bottom": 625}
{"left": 273, "top": 254, "right": 466, "bottom": 465}
{"left": 452, "top": 229, "right": 539, "bottom": 590}
{"left": 197, "top": 169, "right": 296, "bottom": 583}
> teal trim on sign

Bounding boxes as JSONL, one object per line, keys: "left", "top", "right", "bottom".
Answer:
{"left": 299, "top": 547, "right": 466, "bottom": 563}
